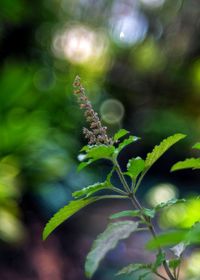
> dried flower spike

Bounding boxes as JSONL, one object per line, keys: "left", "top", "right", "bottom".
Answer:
{"left": 73, "top": 76, "right": 113, "bottom": 145}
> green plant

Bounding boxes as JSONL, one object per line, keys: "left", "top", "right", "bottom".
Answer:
{"left": 43, "top": 77, "right": 200, "bottom": 280}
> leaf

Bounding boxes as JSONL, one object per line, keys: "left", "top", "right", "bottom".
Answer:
{"left": 110, "top": 210, "right": 141, "bottom": 219}
{"left": 110, "top": 208, "right": 155, "bottom": 220}
{"left": 138, "top": 271, "right": 151, "bottom": 280}
{"left": 86, "top": 145, "right": 115, "bottom": 160}
{"left": 169, "top": 259, "right": 181, "bottom": 269}
{"left": 116, "top": 263, "right": 151, "bottom": 276}
{"left": 142, "top": 208, "right": 155, "bottom": 218}
{"left": 85, "top": 221, "right": 139, "bottom": 278}
{"left": 43, "top": 197, "right": 99, "bottom": 240}
{"left": 145, "top": 134, "right": 186, "bottom": 169}
{"left": 72, "top": 182, "right": 111, "bottom": 199}
{"left": 171, "top": 158, "right": 200, "bottom": 171}
{"left": 114, "top": 129, "right": 129, "bottom": 141}
{"left": 43, "top": 195, "right": 127, "bottom": 240}
{"left": 77, "top": 159, "right": 94, "bottom": 171}
{"left": 193, "top": 142, "right": 200, "bottom": 150}
{"left": 78, "top": 145, "right": 115, "bottom": 170}
{"left": 126, "top": 157, "right": 145, "bottom": 180}
{"left": 186, "top": 222, "right": 200, "bottom": 244}
{"left": 146, "top": 230, "right": 187, "bottom": 250}
{"left": 155, "top": 198, "right": 186, "bottom": 211}
{"left": 115, "top": 135, "right": 140, "bottom": 156}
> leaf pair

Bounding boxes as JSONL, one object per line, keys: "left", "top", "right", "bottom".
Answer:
{"left": 146, "top": 221, "right": 200, "bottom": 250}
{"left": 171, "top": 142, "right": 200, "bottom": 171}
{"left": 78, "top": 129, "right": 140, "bottom": 171}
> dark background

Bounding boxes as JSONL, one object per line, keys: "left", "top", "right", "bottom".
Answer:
{"left": 0, "top": 0, "right": 200, "bottom": 279}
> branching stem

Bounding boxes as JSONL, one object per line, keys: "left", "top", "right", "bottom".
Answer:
{"left": 113, "top": 158, "right": 176, "bottom": 280}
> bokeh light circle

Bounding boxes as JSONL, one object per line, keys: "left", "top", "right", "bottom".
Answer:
{"left": 100, "top": 99, "right": 124, "bottom": 124}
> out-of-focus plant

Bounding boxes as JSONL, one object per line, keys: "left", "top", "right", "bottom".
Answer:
{"left": 43, "top": 77, "right": 200, "bottom": 280}
{"left": 0, "top": 156, "right": 25, "bottom": 243}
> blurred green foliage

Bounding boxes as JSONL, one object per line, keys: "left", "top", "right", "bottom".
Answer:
{"left": 0, "top": 0, "right": 200, "bottom": 247}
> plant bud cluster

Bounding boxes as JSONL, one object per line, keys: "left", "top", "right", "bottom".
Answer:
{"left": 73, "top": 76, "right": 113, "bottom": 145}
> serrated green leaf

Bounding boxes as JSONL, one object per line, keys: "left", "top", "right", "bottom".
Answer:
{"left": 110, "top": 210, "right": 141, "bottom": 219}
{"left": 114, "top": 129, "right": 129, "bottom": 141}
{"left": 43, "top": 197, "right": 100, "bottom": 240}
{"left": 146, "top": 230, "right": 187, "bottom": 250}
{"left": 72, "top": 182, "right": 111, "bottom": 199}
{"left": 171, "top": 158, "right": 200, "bottom": 171}
{"left": 115, "top": 135, "right": 140, "bottom": 156}
{"left": 155, "top": 198, "right": 186, "bottom": 211}
{"left": 126, "top": 157, "right": 145, "bottom": 180}
{"left": 116, "top": 263, "right": 151, "bottom": 276}
{"left": 145, "top": 134, "right": 186, "bottom": 169}
{"left": 43, "top": 195, "right": 127, "bottom": 240}
{"left": 85, "top": 221, "right": 139, "bottom": 278}
{"left": 193, "top": 142, "right": 200, "bottom": 150}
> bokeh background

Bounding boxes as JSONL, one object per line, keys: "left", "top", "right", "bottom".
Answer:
{"left": 1, "top": 0, "right": 200, "bottom": 279}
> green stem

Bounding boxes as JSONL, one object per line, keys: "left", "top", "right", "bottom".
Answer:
{"left": 110, "top": 186, "right": 128, "bottom": 196}
{"left": 134, "top": 169, "right": 148, "bottom": 193}
{"left": 113, "top": 159, "right": 176, "bottom": 280}
{"left": 113, "top": 159, "right": 131, "bottom": 194}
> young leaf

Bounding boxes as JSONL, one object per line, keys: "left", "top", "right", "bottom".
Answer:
{"left": 86, "top": 145, "right": 115, "bottom": 160}
{"left": 110, "top": 208, "right": 155, "bottom": 220}
{"left": 126, "top": 157, "right": 145, "bottom": 180}
{"left": 169, "top": 259, "right": 181, "bottom": 270}
{"left": 110, "top": 210, "right": 141, "bottom": 219}
{"left": 72, "top": 182, "right": 111, "bottom": 199}
{"left": 114, "top": 129, "right": 129, "bottom": 141}
{"left": 115, "top": 136, "right": 140, "bottom": 156}
{"left": 116, "top": 263, "right": 151, "bottom": 276}
{"left": 155, "top": 198, "right": 186, "bottom": 211}
{"left": 43, "top": 195, "right": 127, "bottom": 240}
{"left": 146, "top": 230, "right": 187, "bottom": 250}
{"left": 145, "top": 134, "right": 186, "bottom": 169}
{"left": 171, "top": 158, "right": 200, "bottom": 171}
{"left": 85, "top": 221, "right": 139, "bottom": 278}
{"left": 193, "top": 142, "right": 200, "bottom": 150}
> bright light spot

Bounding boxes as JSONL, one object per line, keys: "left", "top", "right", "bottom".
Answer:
{"left": 187, "top": 251, "right": 200, "bottom": 276}
{"left": 146, "top": 183, "right": 178, "bottom": 207}
{"left": 77, "top": 154, "right": 86, "bottom": 162}
{"left": 100, "top": 99, "right": 124, "bottom": 124}
{"left": 0, "top": 209, "right": 25, "bottom": 243}
{"left": 52, "top": 25, "right": 108, "bottom": 64}
{"left": 120, "top": 31, "right": 125, "bottom": 39}
{"left": 160, "top": 198, "right": 200, "bottom": 229}
{"left": 140, "top": 0, "right": 165, "bottom": 8}
{"left": 110, "top": 12, "right": 148, "bottom": 46}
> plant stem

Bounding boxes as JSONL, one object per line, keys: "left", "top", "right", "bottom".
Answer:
{"left": 113, "top": 159, "right": 176, "bottom": 280}
{"left": 154, "top": 271, "right": 169, "bottom": 280}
